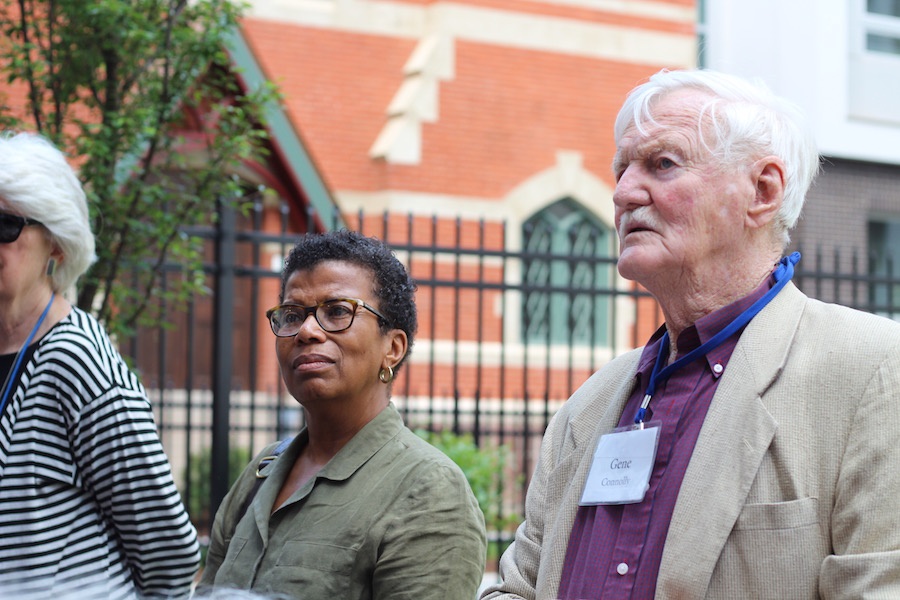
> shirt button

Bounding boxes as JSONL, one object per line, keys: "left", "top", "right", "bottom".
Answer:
{"left": 713, "top": 362, "right": 724, "bottom": 375}
{"left": 616, "top": 562, "right": 629, "bottom": 575}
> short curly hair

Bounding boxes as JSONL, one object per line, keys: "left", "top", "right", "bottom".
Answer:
{"left": 280, "top": 230, "right": 418, "bottom": 369}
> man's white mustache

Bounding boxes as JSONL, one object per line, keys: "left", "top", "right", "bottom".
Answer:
{"left": 617, "top": 207, "right": 663, "bottom": 239}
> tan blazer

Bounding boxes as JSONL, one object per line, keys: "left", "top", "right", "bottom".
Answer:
{"left": 482, "top": 283, "right": 900, "bottom": 599}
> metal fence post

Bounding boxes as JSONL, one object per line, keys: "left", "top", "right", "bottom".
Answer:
{"left": 210, "top": 198, "right": 237, "bottom": 520}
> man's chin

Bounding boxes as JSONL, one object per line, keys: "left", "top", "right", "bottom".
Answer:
{"left": 616, "top": 251, "right": 661, "bottom": 284}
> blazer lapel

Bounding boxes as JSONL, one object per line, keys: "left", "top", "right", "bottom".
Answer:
{"left": 537, "top": 352, "right": 642, "bottom": 598}
{"left": 656, "top": 283, "right": 806, "bottom": 598}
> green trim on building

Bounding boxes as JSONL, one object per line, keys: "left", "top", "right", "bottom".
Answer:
{"left": 225, "top": 27, "right": 343, "bottom": 230}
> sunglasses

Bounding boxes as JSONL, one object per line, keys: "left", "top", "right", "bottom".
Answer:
{"left": 0, "top": 212, "right": 43, "bottom": 244}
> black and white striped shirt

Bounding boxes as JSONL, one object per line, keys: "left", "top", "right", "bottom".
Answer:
{"left": 0, "top": 307, "right": 199, "bottom": 599}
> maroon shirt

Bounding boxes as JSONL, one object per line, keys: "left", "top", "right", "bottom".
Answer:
{"left": 558, "top": 276, "right": 773, "bottom": 599}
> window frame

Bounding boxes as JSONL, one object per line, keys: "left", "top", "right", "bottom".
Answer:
{"left": 848, "top": 0, "right": 900, "bottom": 124}
{"left": 520, "top": 198, "right": 614, "bottom": 347}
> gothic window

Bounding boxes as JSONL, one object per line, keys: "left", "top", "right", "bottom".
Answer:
{"left": 522, "top": 198, "right": 614, "bottom": 346}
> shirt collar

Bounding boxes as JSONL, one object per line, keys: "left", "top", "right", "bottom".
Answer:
{"left": 636, "top": 271, "right": 776, "bottom": 380}
{"left": 313, "top": 402, "right": 404, "bottom": 481}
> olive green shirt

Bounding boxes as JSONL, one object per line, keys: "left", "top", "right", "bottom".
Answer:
{"left": 199, "top": 404, "right": 487, "bottom": 599}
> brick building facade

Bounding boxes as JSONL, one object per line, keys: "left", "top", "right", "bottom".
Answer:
{"left": 0, "top": 1, "right": 700, "bottom": 527}
{"left": 238, "top": 0, "right": 697, "bottom": 395}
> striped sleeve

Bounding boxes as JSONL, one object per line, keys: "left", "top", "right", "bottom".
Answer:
{"left": 0, "top": 308, "right": 200, "bottom": 599}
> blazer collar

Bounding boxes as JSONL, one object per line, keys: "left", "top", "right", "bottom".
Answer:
{"left": 656, "top": 282, "right": 806, "bottom": 597}
{"left": 566, "top": 349, "right": 642, "bottom": 453}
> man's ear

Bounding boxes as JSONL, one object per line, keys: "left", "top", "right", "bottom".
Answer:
{"left": 747, "top": 156, "right": 786, "bottom": 230}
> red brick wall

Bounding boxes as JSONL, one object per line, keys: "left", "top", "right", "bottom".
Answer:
{"left": 241, "top": 18, "right": 678, "bottom": 199}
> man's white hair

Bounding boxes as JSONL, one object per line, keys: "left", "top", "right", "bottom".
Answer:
{"left": 614, "top": 69, "right": 821, "bottom": 248}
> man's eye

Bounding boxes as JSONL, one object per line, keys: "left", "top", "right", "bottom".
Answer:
{"left": 657, "top": 157, "right": 676, "bottom": 169}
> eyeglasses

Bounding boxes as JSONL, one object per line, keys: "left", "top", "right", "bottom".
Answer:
{"left": 266, "top": 298, "right": 389, "bottom": 337}
{"left": 0, "top": 211, "right": 43, "bottom": 244}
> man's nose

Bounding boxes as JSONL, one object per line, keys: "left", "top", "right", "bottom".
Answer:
{"left": 613, "top": 165, "right": 650, "bottom": 210}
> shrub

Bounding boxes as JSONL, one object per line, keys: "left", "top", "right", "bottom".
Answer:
{"left": 183, "top": 445, "right": 252, "bottom": 525}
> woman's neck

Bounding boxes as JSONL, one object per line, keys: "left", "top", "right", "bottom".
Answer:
{"left": 0, "top": 292, "right": 70, "bottom": 354}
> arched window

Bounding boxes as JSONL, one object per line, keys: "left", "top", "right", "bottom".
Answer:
{"left": 522, "top": 198, "right": 614, "bottom": 346}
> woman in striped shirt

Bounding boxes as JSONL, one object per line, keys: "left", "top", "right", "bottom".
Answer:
{"left": 0, "top": 132, "right": 199, "bottom": 599}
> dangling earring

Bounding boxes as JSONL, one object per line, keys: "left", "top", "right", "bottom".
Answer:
{"left": 379, "top": 366, "right": 394, "bottom": 383}
{"left": 46, "top": 258, "right": 57, "bottom": 277}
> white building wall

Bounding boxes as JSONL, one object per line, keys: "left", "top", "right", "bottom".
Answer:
{"left": 704, "top": 0, "right": 900, "bottom": 166}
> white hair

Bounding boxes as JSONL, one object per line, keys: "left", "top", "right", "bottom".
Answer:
{"left": 614, "top": 69, "right": 821, "bottom": 247}
{"left": 0, "top": 131, "right": 96, "bottom": 298}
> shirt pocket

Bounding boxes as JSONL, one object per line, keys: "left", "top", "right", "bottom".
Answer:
{"left": 0, "top": 458, "right": 81, "bottom": 505}
{"left": 4, "top": 443, "right": 79, "bottom": 487}
{"left": 275, "top": 541, "right": 358, "bottom": 572}
{"left": 271, "top": 541, "right": 360, "bottom": 598}
{"left": 734, "top": 496, "right": 819, "bottom": 531}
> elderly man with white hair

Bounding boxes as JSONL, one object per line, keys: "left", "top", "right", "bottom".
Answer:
{"left": 481, "top": 68, "right": 900, "bottom": 599}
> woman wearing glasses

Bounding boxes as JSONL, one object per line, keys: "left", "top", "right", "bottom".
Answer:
{"left": 199, "top": 230, "right": 487, "bottom": 599}
{"left": 0, "top": 132, "right": 200, "bottom": 597}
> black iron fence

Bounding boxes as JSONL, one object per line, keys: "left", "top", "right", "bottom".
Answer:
{"left": 121, "top": 200, "right": 900, "bottom": 565}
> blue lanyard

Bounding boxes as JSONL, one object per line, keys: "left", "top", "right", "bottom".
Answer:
{"left": 0, "top": 293, "right": 55, "bottom": 416}
{"left": 634, "top": 253, "right": 800, "bottom": 424}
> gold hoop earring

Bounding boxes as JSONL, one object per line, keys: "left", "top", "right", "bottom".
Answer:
{"left": 379, "top": 366, "right": 394, "bottom": 384}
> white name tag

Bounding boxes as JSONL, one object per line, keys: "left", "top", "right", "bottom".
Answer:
{"left": 579, "top": 422, "right": 661, "bottom": 505}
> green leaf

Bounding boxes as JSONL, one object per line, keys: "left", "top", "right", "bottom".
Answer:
{"left": 0, "top": 0, "right": 277, "bottom": 337}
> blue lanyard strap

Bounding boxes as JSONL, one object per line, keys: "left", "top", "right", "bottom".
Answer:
{"left": 0, "top": 293, "right": 55, "bottom": 415}
{"left": 634, "top": 252, "right": 800, "bottom": 424}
